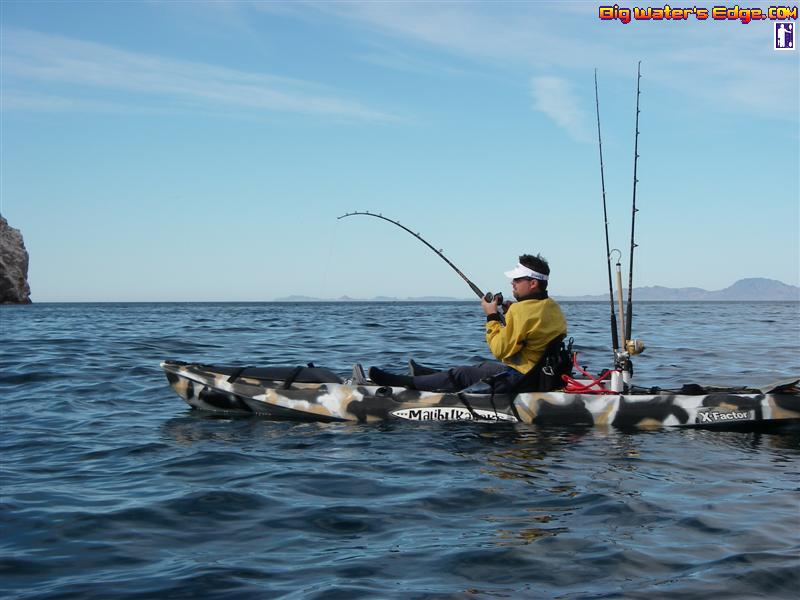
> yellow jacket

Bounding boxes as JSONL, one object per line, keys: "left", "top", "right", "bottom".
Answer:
{"left": 485, "top": 297, "right": 567, "bottom": 374}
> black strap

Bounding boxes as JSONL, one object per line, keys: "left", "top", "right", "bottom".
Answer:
{"left": 488, "top": 385, "right": 500, "bottom": 421}
{"left": 508, "top": 396, "right": 523, "bottom": 422}
{"left": 486, "top": 371, "right": 525, "bottom": 422}
{"left": 283, "top": 366, "right": 305, "bottom": 389}
{"left": 456, "top": 392, "right": 481, "bottom": 420}
{"left": 227, "top": 366, "right": 251, "bottom": 383}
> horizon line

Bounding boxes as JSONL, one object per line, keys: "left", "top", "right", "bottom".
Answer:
{"left": 4, "top": 299, "right": 799, "bottom": 305}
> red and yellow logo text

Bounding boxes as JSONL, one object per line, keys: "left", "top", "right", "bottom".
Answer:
{"left": 599, "top": 4, "right": 798, "bottom": 24}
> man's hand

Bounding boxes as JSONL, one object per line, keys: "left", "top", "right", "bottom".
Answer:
{"left": 481, "top": 296, "right": 498, "bottom": 316}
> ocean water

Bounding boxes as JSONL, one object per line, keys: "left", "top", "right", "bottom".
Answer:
{"left": 1, "top": 301, "right": 799, "bottom": 599}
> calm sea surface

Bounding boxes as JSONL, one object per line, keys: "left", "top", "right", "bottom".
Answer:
{"left": 2, "top": 301, "right": 799, "bottom": 599}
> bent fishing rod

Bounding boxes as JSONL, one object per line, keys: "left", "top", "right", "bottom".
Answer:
{"left": 337, "top": 211, "right": 503, "bottom": 305}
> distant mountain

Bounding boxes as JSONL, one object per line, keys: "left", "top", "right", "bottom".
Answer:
{"left": 708, "top": 278, "right": 800, "bottom": 301}
{"left": 557, "top": 278, "right": 800, "bottom": 302}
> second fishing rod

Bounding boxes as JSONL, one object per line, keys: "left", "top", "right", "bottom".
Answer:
{"left": 337, "top": 211, "right": 505, "bottom": 310}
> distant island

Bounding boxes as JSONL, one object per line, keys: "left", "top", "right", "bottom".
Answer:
{"left": 274, "top": 278, "right": 800, "bottom": 302}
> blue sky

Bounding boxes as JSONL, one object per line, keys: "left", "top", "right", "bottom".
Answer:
{"left": 1, "top": 1, "right": 797, "bottom": 301}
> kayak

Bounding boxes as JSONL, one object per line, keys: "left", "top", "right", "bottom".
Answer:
{"left": 160, "top": 360, "right": 800, "bottom": 430}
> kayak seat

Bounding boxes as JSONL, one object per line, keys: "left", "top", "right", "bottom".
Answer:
{"left": 508, "top": 335, "right": 574, "bottom": 394}
{"left": 463, "top": 336, "right": 574, "bottom": 395}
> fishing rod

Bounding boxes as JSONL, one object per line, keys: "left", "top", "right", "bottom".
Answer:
{"left": 594, "top": 69, "right": 620, "bottom": 354}
{"left": 626, "top": 62, "right": 642, "bottom": 346}
{"left": 337, "top": 211, "right": 503, "bottom": 305}
{"left": 613, "top": 250, "right": 626, "bottom": 352}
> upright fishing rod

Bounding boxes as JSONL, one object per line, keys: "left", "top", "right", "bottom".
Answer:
{"left": 626, "top": 62, "right": 642, "bottom": 344}
{"left": 594, "top": 69, "right": 620, "bottom": 354}
{"left": 337, "top": 211, "right": 502, "bottom": 304}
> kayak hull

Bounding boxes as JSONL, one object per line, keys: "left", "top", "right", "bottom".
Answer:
{"left": 161, "top": 360, "right": 800, "bottom": 430}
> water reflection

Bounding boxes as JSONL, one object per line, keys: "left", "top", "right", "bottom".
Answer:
{"left": 161, "top": 415, "right": 340, "bottom": 446}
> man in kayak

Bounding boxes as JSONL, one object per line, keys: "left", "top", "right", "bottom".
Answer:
{"left": 368, "top": 253, "right": 568, "bottom": 392}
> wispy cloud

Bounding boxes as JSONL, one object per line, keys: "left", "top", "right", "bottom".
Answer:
{"left": 0, "top": 90, "right": 159, "bottom": 115}
{"left": 0, "top": 28, "right": 396, "bottom": 121}
{"left": 530, "top": 76, "right": 591, "bottom": 142}
{"left": 311, "top": 1, "right": 566, "bottom": 67}
{"left": 308, "top": 2, "right": 798, "bottom": 122}
{"left": 352, "top": 45, "right": 471, "bottom": 77}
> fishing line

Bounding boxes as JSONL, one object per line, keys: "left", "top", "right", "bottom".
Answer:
{"left": 337, "top": 211, "right": 503, "bottom": 305}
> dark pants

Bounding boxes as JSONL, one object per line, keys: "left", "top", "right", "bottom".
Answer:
{"left": 411, "top": 361, "right": 518, "bottom": 392}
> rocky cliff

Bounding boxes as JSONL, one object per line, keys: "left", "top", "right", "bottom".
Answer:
{"left": 0, "top": 215, "right": 32, "bottom": 304}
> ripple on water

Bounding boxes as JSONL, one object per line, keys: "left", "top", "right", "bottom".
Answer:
{"left": 1, "top": 302, "right": 799, "bottom": 598}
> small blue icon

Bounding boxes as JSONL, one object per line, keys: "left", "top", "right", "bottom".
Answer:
{"left": 774, "top": 22, "right": 795, "bottom": 50}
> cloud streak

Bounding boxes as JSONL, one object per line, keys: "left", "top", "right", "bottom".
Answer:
{"left": 1, "top": 28, "right": 396, "bottom": 121}
{"left": 529, "top": 76, "right": 591, "bottom": 142}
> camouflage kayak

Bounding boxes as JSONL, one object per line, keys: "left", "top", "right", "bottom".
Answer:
{"left": 161, "top": 360, "right": 800, "bottom": 430}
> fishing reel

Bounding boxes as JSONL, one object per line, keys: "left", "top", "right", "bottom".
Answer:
{"left": 625, "top": 339, "right": 645, "bottom": 355}
{"left": 483, "top": 292, "right": 504, "bottom": 306}
{"left": 483, "top": 292, "right": 506, "bottom": 324}
{"left": 613, "top": 339, "right": 645, "bottom": 372}
{"left": 610, "top": 339, "right": 645, "bottom": 392}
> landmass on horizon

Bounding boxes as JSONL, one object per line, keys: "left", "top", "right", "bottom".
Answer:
{"left": 274, "top": 278, "right": 800, "bottom": 302}
{"left": 0, "top": 215, "right": 32, "bottom": 304}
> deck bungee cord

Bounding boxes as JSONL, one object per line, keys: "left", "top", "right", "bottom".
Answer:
{"left": 563, "top": 354, "right": 614, "bottom": 394}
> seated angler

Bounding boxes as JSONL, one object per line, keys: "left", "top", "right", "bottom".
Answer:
{"left": 369, "top": 253, "right": 568, "bottom": 392}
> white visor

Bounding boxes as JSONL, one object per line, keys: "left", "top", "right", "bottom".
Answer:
{"left": 504, "top": 263, "right": 549, "bottom": 281}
